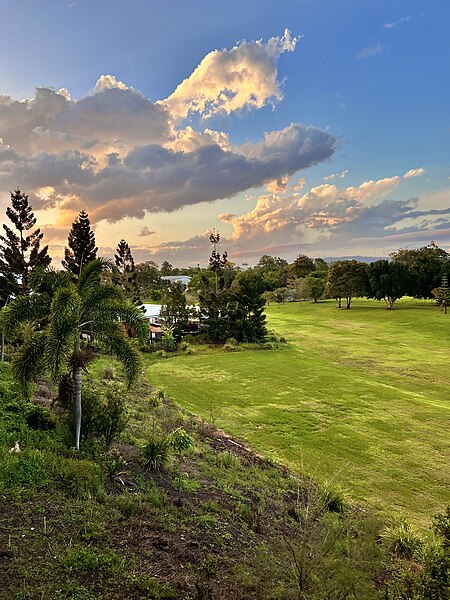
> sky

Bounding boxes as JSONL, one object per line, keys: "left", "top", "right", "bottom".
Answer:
{"left": 0, "top": 0, "right": 449, "bottom": 266}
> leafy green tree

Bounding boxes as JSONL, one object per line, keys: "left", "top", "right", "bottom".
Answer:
{"left": 160, "top": 260, "right": 173, "bottom": 276}
{"left": 289, "top": 254, "right": 316, "bottom": 278}
{"left": 160, "top": 282, "right": 192, "bottom": 337}
{"left": 433, "top": 275, "right": 450, "bottom": 314}
{"left": 198, "top": 273, "right": 232, "bottom": 343}
{"left": 135, "top": 261, "right": 161, "bottom": 298}
{"left": 255, "top": 254, "right": 289, "bottom": 291}
{"left": 303, "top": 275, "right": 326, "bottom": 302}
{"left": 325, "top": 260, "right": 369, "bottom": 309}
{"left": 0, "top": 189, "right": 51, "bottom": 296}
{"left": 390, "top": 242, "right": 449, "bottom": 299}
{"left": 256, "top": 255, "right": 288, "bottom": 271}
{"left": 62, "top": 210, "right": 98, "bottom": 274}
{"left": 313, "top": 257, "right": 329, "bottom": 271}
{"left": 114, "top": 239, "right": 141, "bottom": 305}
{"left": 367, "top": 260, "right": 415, "bottom": 309}
{"left": 1, "top": 259, "right": 148, "bottom": 449}
{"left": 229, "top": 270, "right": 267, "bottom": 342}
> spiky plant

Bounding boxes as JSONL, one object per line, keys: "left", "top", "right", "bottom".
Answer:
{"left": 1, "top": 259, "right": 149, "bottom": 449}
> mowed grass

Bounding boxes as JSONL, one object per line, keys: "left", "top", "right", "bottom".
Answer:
{"left": 147, "top": 299, "right": 450, "bottom": 526}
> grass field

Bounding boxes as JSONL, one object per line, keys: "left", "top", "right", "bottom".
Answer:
{"left": 147, "top": 299, "right": 450, "bottom": 526}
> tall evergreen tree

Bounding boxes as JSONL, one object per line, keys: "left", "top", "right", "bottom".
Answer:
{"left": 0, "top": 188, "right": 51, "bottom": 297}
{"left": 62, "top": 210, "right": 97, "bottom": 274}
{"left": 113, "top": 239, "right": 141, "bottom": 305}
{"left": 433, "top": 274, "right": 450, "bottom": 314}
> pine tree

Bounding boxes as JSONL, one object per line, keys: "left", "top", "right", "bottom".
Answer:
{"left": 0, "top": 188, "right": 51, "bottom": 296}
{"left": 62, "top": 210, "right": 97, "bottom": 274}
{"left": 434, "top": 274, "right": 450, "bottom": 314}
{"left": 114, "top": 239, "right": 141, "bottom": 305}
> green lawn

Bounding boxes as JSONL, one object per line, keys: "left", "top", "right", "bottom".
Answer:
{"left": 147, "top": 299, "right": 450, "bottom": 526}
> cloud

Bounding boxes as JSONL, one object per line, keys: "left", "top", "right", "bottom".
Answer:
{"left": 356, "top": 43, "right": 385, "bottom": 59}
{"left": 144, "top": 180, "right": 450, "bottom": 265}
{"left": 138, "top": 226, "right": 155, "bottom": 237}
{"left": 403, "top": 167, "right": 426, "bottom": 178}
{"left": 383, "top": 15, "right": 412, "bottom": 29}
{"left": 0, "top": 33, "right": 339, "bottom": 225}
{"left": 162, "top": 29, "right": 298, "bottom": 120}
{"left": 323, "top": 169, "right": 348, "bottom": 181}
{"left": 0, "top": 122, "right": 336, "bottom": 222}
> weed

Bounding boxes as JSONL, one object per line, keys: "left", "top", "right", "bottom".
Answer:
{"left": 61, "top": 547, "right": 120, "bottom": 573}
{"left": 321, "top": 482, "right": 348, "bottom": 513}
{"left": 142, "top": 434, "right": 171, "bottom": 471}
{"left": 380, "top": 519, "right": 424, "bottom": 559}
{"left": 167, "top": 427, "right": 195, "bottom": 452}
{"left": 215, "top": 450, "right": 241, "bottom": 469}
{"left": 102, "top": 366, "right": 114, "bottom": 380}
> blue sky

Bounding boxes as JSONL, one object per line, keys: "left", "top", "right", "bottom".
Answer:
{"left": 0, "top": 0, "right": 448, "bottom": 265}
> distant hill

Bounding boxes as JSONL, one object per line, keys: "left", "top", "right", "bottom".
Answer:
{"left": 324, "top": 255, "right": 389, "bottom": 263}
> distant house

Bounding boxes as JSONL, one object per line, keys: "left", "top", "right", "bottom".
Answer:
{"left": 142, "top": 303, "right": 162, "bottom": 324}
{"left": 161, "top": 275, "right": 191, "bottom": 287}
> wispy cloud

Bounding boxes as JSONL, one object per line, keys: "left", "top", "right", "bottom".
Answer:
{"left": 356, "top": 43, "right": 385, "bottom": 59}
{"left": 138, "top": 226, "right": 155, "bottom": 237}
{"left": 383, "top": 15, "right": 412, "bottom": 29}
{"left": 403, "top": 167, "right": 426, "bottom": 178}
{"left": 323, "top": 169, "right": 348, "bottom": 181}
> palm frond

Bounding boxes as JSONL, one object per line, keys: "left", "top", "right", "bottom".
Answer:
{"left": 1, "top": 294, "right": 52, "bottom": 337}
{"left": 81, "top": 283, "right": 125, "bottom": 316}
{"left": 97, "top": 322, "right": 142, "bottom": 386}
{"left": 91, "top": 301, "right": 149, "bottom": 344}
{"left": 77, "top": 258, "right": 112, "bottom": 299}
{"left": 46, "top": 285, "right": 81, "bottom": 378}
{"left": 12, "top": 330, "right": 47, "bottom": 398}
{"left": 31, "top": 267, "right": 73, "bottom": 293}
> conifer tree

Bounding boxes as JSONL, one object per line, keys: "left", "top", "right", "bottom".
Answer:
{"left": 0, "top": 188, "right": 51, "bottom": 296}
{"left": 62, "top": 210, "right": 97, "bottom": 274}
{"left": 433, "top": 274, "right": 450, "bottom": 314}
{"left": 114, "top": 239, "right": 141, "bottom": 305}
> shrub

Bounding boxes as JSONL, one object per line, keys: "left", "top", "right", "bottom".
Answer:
{"left": 167, "top": 427, "right": 195, "bottom": 452}
{"left": 321, "top": 483, "right": 348, "bottom": 513}
{"left": 80, "top": 381, "right": 127, "bottom": 449}
{"left": 26, "top": 405, "right": 56, "bottom": 431}
{"left": 380, "top": 519, "right": 424, "bottom": 559}
{"left": 142, "top": 434, "right": 171, "bottom": 471}
{"left": 58, "top": 458, "right": 104, "bottom": 500}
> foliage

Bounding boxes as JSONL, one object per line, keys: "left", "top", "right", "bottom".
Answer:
{"left": 62, "top": 210, "right": 98, "bottom": 274}
{"left": 167, "top": 427, "right": 195, "bottom": 452}
{"left": 390, "top": 242, "right": 449, "bottom": 299}
{"left": 367, "top": 260, "right": 415, "bottom": 308}
{"left": 433, "top": 274, "right": 450, "bottom": 314}
{"left": 80, "top": 380, "right": 128, "bottom": 449}
{"left": 380, "top": 520, "right": 424, "bottom": 558}
{"left": 135, "top": 260, "right": 162, "bottom": 298}
{"left": 325, "top": 260, "right": 369, "bottom": 308}
{"left": 289, "top": 254, "right": 316, "bottom": 278}
{"left": 160, "top": 282, "right": 192, "bottom": 337}
{"left": 302, "top": 275, "right": 326, "bottom": 302}
{"left": 0, "top": 188, "right": 51, "bottom": 297}
{"left": 229, "top": 270, "right": 267, "bottom": 342}
{"left": 113, "top": 239, "right": 141, "bottom": 305}
{"left": 1, "top": 259, "right": 148, "bottom": 449}
{"left": 142, "top": 434, "right": 171, "bottom": 471}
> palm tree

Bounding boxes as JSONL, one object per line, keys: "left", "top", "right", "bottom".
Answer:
{"left": 1, "top": 259, "right": 149, "bottom": 449}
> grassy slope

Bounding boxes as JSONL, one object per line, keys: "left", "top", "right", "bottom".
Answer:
{"left": 148, "top": 299, "right": 450, "bottom": 526}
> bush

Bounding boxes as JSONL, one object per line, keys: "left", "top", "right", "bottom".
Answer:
{"left": 380, "top": 519, "right": 424, "bottom": 559}
{"left": 80, "top": 381, "right": 127, "bottom": 449}
{"left": 26, "top": 405, "right": 56, "bottom": 431}
{"left": 321, "top": 483, "right": 348, "bottom": 513}
{"left": 167, "top": 427, "right": 195, "bottom": 452}
{"left": 58, "top": 458, "right": 104, "bottom": 500}
{"left": 142, "top": 434, "right": 171, "bottom": 471}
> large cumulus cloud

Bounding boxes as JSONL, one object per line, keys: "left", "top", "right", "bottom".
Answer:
{"left": 0, "top": 31, "right": 339, "bottom": 226}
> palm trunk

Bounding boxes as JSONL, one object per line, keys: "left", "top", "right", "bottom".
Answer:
{"left": 74, "top": 367, "right": 82, "bottom": 450}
